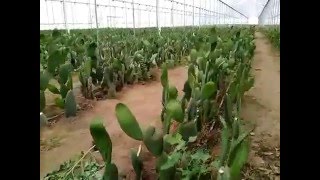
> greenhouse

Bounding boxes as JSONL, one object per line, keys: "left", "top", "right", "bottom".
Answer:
{"left": 40, "top": 0, "right": 280, "bottom": 179}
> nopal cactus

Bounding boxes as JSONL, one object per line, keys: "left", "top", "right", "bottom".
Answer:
{"left": 89, "top": 118, "right": 119, "bottom": 180}
{"left": 115, "top": 103, "right": 143, "bottom": 141}
{"left": 65, "top": 90, "right": 77, "bottom": 117}
{"left": 115, "top": 103, "right": 178, "bottom": 179}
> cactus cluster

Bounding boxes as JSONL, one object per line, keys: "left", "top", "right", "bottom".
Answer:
{"left": 40, "top": 63, "right": 77, "bottom": 118}
{"left": 115, "top": 103, "right": 181, "bottom": 179}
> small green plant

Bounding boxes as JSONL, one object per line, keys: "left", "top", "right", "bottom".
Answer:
{"left": 43, "top": 152, "right": 103, "bottom": 180}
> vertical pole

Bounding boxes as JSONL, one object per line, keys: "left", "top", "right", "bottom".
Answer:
{"left": 125, "top": 2, "right": 128, "bottom": 28}
{"left": 132, "top": 0, "right": 136, "bottom": 35}
{"left": 183, "top": 0, "right": 186, "bottom": 26}
{"left": 192, "top": 0, "right": 194, "bottom": 26}
{"left": 51, "top": 1, "right": 55, "bottom": 25}
{"left": 138, "top": 4, "right": 140, "bottom": 28}
{"left": 94, "top": 0, "right": 99, "bottom": 43}
{"left": 199, "top": 0, "right": 201, "bottom": 27}
{"left": 171, "top": 0, "right": 174, "bottom": 27}
{"left": 149, "top": 10, "right": 151, "bottom": 27}
{"left": 114, "top": 7, "right": 116, "bottom": 27}
{"left": 209, "top": 0, "right": 211, "bottom": 25}
{"left": 88, "top": 0, "right": 92, "bottom": 29}
{"left": 45, "top": 0, "right": 50, "bottom": 27}
{"left": 156, "top": 0, "right": 160, "bottom": 32}
{"left": 204, "top": 0, "right": 206, "bottom": 25}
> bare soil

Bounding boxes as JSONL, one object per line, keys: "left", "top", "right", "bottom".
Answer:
{"left": 40, "top": 66, "right": 188, "bottom": 179}
{"left": 241, "top": 32, "right": 280, "bottom": 179}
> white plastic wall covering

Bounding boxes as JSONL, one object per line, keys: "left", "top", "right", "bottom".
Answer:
{"left": 51, "top": 1, "right": 55, "bottom": 24}
{"left": 124, "top": 2, "right": 128, "bottom": 27}
{"left": 94, "top": 0, "right": 99, "bottom": 43}
{"left": 62, "top": 0, "right": 69, "bottom": 33}
{"left": 132, "top": 0, "right": 135, "bottom": 34}
{"left": 45, "top": 0, "right": 50, "bottom": 25}
{"left": 156, "top": 0, "right": 159, "bottom": 30}
{"left": 88, "top": 0, "right": 92, "bottom": 28}
{"left": 183, "top": 0, "right": 185, "bottom": 26}
{"left": 199, "top": 0, "right": 201, "bottom": 27}
{"left": 171, "top": 0, "right": 174, "bottom": 27}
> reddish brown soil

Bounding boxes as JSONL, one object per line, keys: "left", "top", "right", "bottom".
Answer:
{"left": 241, "top": 32, "right": 280, "bottom": 179}
{"left": 40, "top": 66, "right": 188, "bottom": 178}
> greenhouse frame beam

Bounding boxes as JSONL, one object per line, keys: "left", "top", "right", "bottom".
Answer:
{"left": 258, "top": 0, "right": 271, "bottom": 18}
{"left": 217, "top": 0, "right": 248, "bottom": 18}
{"left": 62, "top": 0, "right": 69, "bottom": 33}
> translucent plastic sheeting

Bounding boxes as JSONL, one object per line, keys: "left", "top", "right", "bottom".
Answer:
{"left": 40, "top": 0, "right": 268, "bottom": 30}
{"left": 258, "top": 0, "right": 280, "bottom": 25}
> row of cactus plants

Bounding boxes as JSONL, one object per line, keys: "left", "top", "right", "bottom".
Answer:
{"left": 259, "top": 26, "right": 280, "bottom": 49}
{"left": 40, "top": 28, "right": 195, "bottom": 102}
{"left": 87, "top": 27, "right": 256, "bottom": 179}
{"left": 40, "top": 26, "right": 254, "bottom": 113}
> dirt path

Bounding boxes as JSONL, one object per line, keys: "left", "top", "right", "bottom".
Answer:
{"left": 241, "top": 32, "right": 280, "bottom": 179}
{"left": 40, "top": 67, "right": 188, "bottom": 178}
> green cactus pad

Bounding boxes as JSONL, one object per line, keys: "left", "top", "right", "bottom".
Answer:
{"left": 168, "top": 85, "right": 178, "bottom": 100}
{"left": 54, "top": 97, "right": 65, "bottom": 109}
{"left": 40, "top": 71, "right": 51, "bottom": 91}
{"left": 60, "top": 84, "right": 69, "bottom": 99}
{"left": 165, "top": 100, "right": 184, "bottom": 123}
{"left": 40, "top": 113, "right": 47, "bottom": 127}
{"left": 156, "top": 153, "right": 169, "bottom": 172}
{"left": 115, "top": 103, "right": 143, "bottom": 141}
{"left": 224, "top": 94, "right": 233, "bottom": 128}
{"left": 59, "top": 63, "right": 72, "bottom": 84}
{"left": 40, "top": 90, "right": 46, "bottom": 112}
{"left": 66, "top": 73, "right": 73, "bottom": 90}
{"left": 130, "top": 149, "right": 143, "bottom": 180}
{"left": 161, "top": 64, "right": 168, "bottom": 87}
{"left": 143, "top": 126, "right": 164, "bottom": 157}
{"left": 47, "top": 84, "right": 60, "bottom": 94}
{"left": 201, "top": 82, "right": 217, "bottom": 100}
{"left": 90, "top": 117, "right": 112, "bottom": 164}
{"left": 103, "top": 163, "right": 118, "bottom": 180}
{"left": 178, "top": 121, "right": 198, "bottom": 141}
{"left": 64, "top": 90, "right": 77, "bottom": 117}
{"left": 190, "top": 49, "right": 198, "bottom": 62}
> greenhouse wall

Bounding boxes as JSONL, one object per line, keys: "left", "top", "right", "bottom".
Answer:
{"left": 258, "top": 0, "right": 280, "bottom": 25}
{"left": 40, "top": 0, "right": 249, "bottom": 30}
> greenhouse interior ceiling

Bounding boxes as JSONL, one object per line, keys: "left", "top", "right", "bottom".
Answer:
{"left": 40, "top": 0, "right": 280, "bottom": 30}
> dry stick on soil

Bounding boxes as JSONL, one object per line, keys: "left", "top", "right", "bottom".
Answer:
{"left": 64, "top": 145, "right": 96, "bottom": 178}
{"left": 47, "top": 112, "right": 65, "bottom": 121}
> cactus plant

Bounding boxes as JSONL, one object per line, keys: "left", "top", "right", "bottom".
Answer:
{"left": 103, "top": 163, "right": 119, "bottom": 180}
{"left": 115, "top": 103, "right": 143, "bottom": 140}
{"left": 89, "top": 118, "right": 112, "bottom": 163}
{"left": 40, "top": 70, "right": 51, "bottom": 91}
{"left": 168, "top": 85, "right": 178, "bottom": 100}
{"left": 130, "top": 148, "right": 143, "bottom": 180}
{"left": 143, "top": 126, "right": 164, "bottom": 157}
{"left": 40, "top": 90, "right": 46, "bottom": 112}
{"left": 178, "top": 121, "right": 198, "bottom": 141}
{"left": 65, "top": 90, "right": 77, "bottom": 117}
{"left": 59, "top": 63, "right": 72, "bottom": 84}
{"left": 40, "top": 112, "right": 47, "bottom": 128}
{"left": 201, "top": 81, "right": 217, "bottom": 100}
{"left": 165, "top": 100, "right": 184, "bottom": 123}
